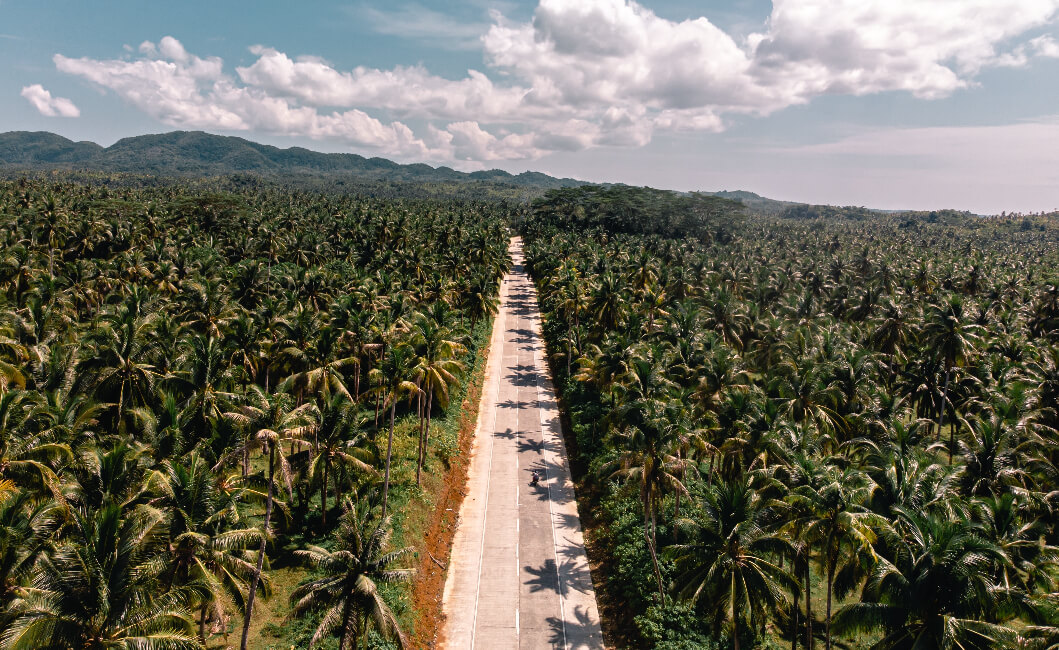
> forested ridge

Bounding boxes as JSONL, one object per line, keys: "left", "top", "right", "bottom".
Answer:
{"left": 0, "top": 176, "right": 511, "bottom": 648}
{"left": 522, "top": 186, "right": 1059, "bottom": 649}
{"left": 0, "top": 131, "right": 585, "bottom": 191}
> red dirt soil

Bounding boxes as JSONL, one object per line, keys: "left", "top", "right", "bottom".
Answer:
{"left": 408, "top": 332, "right": 491, "bottom": 649}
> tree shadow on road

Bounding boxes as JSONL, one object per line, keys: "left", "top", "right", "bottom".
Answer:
{"left": 547, "top": 606, "right": 600, "bottom": 649}
{"left": 523, "top": 559, "right": 561, "bottom": 595}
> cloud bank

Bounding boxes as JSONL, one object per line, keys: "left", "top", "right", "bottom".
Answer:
{"left": 20, "top": 84, "right": 80, "bottom": 118}
{"left": 52, "top": 0, "right": 1059, "bottom": 162}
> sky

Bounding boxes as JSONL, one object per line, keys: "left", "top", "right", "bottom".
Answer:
{"left": 3, "top": 0, "right": 1059, "bottom": 214}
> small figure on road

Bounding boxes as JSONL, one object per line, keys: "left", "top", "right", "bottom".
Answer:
{"left": 530, "top": 470, "right": 540, "bottom": 486}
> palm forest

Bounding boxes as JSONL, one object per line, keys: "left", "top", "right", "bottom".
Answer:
{"left": 1, "top": 174, "right": 1059, "bottom": 650}
{"left": 520, "top": 187, "right": 1059, "bottom": 649}
{"left": 0, "top": 176, "right": 509, "bottom": 649}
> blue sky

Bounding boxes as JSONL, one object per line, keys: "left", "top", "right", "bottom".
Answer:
{"left": 4, "top": 0, "right": 1059, "bottom": 213}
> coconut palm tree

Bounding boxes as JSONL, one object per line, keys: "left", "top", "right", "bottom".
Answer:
{"left": 604, "top": 395, "right": 687, "bottom": 600}
{"left": 832, "top": 508, "right": 1018, "bottom": 650}
{"left": 0, "top": 485, "right": 58, "bottom": 614}
{"left": 77, "top": 304, "right": 160, "bottom": 432}
{"left": 0, "top": 390, "right": 70, "bottom": 500}
{"left": 220, "top": 387, "right": 317, "bottom": 650}
{"left": 308, "top": 396, "right": 377, "bottom": 529}
{"left": 290, "top": 499, "right": 414, "bottom": 650}
{"left": 2, "top": 503, "right": 204, "bottom": 649}
{"left": 785, "top": 466, "right": 886, "bottom": 650}
{"left": 153, "top": 454, "right": 268, "bottom": 642}
{"left": 368, "top": 341, "right": 420, "bottom": 519}
{"left": 410, "top": 311, "right": 465, "bottom": 486}
{"left": 668, "top": 476, "right": 796, "bottom": 650}
{"left": 923, "top": 296, "right": 983, "bottom": 461}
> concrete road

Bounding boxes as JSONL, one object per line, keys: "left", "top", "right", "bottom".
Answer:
{"left": 442, "top": 238, "right": 603, "bottom": 649}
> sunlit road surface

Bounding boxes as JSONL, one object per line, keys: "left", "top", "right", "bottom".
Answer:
{"left": 442, "top": 238, "right": 603, "bottom": 649}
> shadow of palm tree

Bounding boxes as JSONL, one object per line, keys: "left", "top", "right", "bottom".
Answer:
{"left": 493, "top": 427, "right": 516, "bottom": 440}
{"left": 547, "top": 605, "right": 601, "bottom": 649}
{"left": 523, "top": 558, "right": 561, "bottom": 595}
{"left": 518, "top": 438, "right": 546, "bottom": 455}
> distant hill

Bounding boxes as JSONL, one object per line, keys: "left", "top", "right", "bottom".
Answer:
{"left": 709, "top": 190, "right": 799, "bottom": 216}
{"left": 0, "top": 130, "right": 587, "bottom": 190}
{"left": 2, "top": 130, "right": 956, "bottom": 217}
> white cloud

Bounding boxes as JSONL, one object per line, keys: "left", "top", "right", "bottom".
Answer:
{"left": 752, "top": 0, "right": 1059, "bottom": 100}
{"left": 354, "top": 2, "right": 490, "bottom": 50}
{"left": 54, "top": 44, "right": 437, "bottom": 158}
{"left": 1030, "top": 35, "right": 1059, "bottom": 58}
{"left": 51, "top": 0, "right": 1059, "bottom": 163}
{"left": 20, "top": 84, "right": 80, "bottom": 117}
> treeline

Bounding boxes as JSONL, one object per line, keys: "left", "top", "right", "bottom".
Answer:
{"left": 521, "top": 185, "right": 745, "bottom": 240}
{"left": 0, "top": 168, "right": 560, "bottom": 205}
{"left": 0, "top": 177, "right": 510, "bottom": 648}
{"left": 521, "top": 187, "right": 1059, "bottom": 649}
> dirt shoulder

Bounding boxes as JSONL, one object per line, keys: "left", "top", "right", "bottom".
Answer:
{"left": 408, "top": 318, "right": 493, "bottom": 649}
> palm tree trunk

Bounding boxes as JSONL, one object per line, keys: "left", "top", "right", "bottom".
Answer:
{"left": 199, "top": 603, "right": 208, "bottom": 642}
{"left": 938, "top": 368, "right": 953, "bottom": 462}
{"left": 792, "top": 582, "right": 800, "bottom": 650}
{"left": 567, "top": 330, "right": 572, "bottom": 377}
{"left": 416, "top": 389, "right": 425, "bottom": 487}
{"left": 732, "top": 584, "right": 740, "bottom": 650}
{"left": 241, "top": 441, "right": 275, "bottom": 650}
{"left": 338, "top": 600, "right": 352, "bottom": 650}
{"left": 805, "top": 560, "right": 813, "bottom": 650}
{"left": 944, "top": 368, "right": 953, "bottom": 446}
{"left": 643, "top": 501, "right": 665, "bottom": 600}
{"left": 825, "top": 561, "right": 834, "bottom": 650}
{"left": 418, "top": 391, "right": 434, "bottom": 485}
{"left": 381, "top": 400, "right": 396, "bottom": 519}
{"left": 321, "top": 458, "right": 329, "bottom": 528}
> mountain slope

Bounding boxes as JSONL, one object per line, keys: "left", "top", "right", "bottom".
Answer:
{"left": 0, "top": 131, "right": 103, "bottom": 164}
{"left": 0, "top": 130, "right": 586, "bottom": 189}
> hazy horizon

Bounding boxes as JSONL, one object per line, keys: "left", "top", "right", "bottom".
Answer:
{"left": 4, "top": 0, "right": 1059, "bottom": 213}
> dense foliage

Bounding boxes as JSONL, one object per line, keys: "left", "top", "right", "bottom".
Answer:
{"left": 522, "top": 187, "right": 1059, "bottom": 649}
{"left": 0, "top": 177, "right": 510, "bottom": 649}
{"left": 521, "top": 185, "right": 745, "bottom": 240}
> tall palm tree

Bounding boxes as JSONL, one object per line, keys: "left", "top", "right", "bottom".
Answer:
{"left": 410, "top": 312, "right": 465, "bottom": 486}
{"left": 171, "top": 335, "right": 239, "bottom": 446}
{"left": 786, "top": 467, "right": 885, "bottom": 650}
{"left": 832, "top": 508, "right": 1018, "bottom": 649}
{"left": 2, "top": 503, "right": 204, "bottom": 649}
{"left": 308, "top": 396, "right": 377, "bottom": 529}
{"left": 604, "top": 396, "right": 687, "bottom": 600}
{"left": 668, "top": 476, "right": 795, "bottom": 650}
{"left": 0, "top": 486, "right": 57, "bottom": 614}
{"left": 78, "top": 304, "right": 160, "bottom": 432}
{"left": 153, "top": 454, "right": 268, "bottom": 642}
{"left": 0, "top": 390, "right": 70, "bottom": 500}
{"left": 221, "top": 387, "right": 317, "bottom": 650}
{"left": 368, "top": 341, "right": 420, "bottom": 519}
{"left": 290, "top": 500, "right": 414, "bottom": 650}
{"left": 923, "top": 296, "right": 983, "bottom": 461}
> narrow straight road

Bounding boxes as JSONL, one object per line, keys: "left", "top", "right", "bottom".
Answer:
{"left": 442, "top": 238, "right": 603, "bottom": 649}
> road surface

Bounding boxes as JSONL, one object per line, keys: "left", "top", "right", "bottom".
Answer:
{"left": 441, "top": 237, "right": 603, "bottom": 649}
